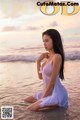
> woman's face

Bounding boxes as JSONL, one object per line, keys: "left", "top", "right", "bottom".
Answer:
{"left": 42, "top": 34, "right": 53, "bottom": 51}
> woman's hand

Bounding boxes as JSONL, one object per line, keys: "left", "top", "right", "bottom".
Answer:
{"left": 37, "top": 52, "right": 49, "bottom": 80}
{"left": 37, "top": 52, "right": 49, "bottom": 62}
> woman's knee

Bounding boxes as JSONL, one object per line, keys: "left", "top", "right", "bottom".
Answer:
{"left": 24, "top": 96, "right": 30, "bottom": 102}
{"left": 24, "top": 96, "right": 37, "bottom": 103}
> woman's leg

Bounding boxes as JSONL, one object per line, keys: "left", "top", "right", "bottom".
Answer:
{"left": 27, "top": 100, "right": 42, "bottom": 111}
{"left": 24, "top": 96, "right": 37, "bottom": 103}
{"left": 27, "top": 100, "right": 59, "bottom": 111}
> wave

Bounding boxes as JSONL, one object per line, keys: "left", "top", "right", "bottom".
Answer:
{"left": 0, "top": 55, "right": 37, "bottom": 62}
{"left": 65, "top": 51, "right": 80, "bottom": 60}
{"left": 0, "top": 51, "right": 80, "bottom": 62}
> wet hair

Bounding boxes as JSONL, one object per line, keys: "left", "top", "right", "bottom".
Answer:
{"left": 42, "top": 29, "right": 65, "bottom": 80}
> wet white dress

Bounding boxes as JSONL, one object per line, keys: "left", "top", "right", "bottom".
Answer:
{"left": 34, "top": 60, "right": 68, "bottom": 108}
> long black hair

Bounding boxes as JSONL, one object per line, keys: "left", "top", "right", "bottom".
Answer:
{"left": 42, "top": 29, "right": 65, "bottom": 80}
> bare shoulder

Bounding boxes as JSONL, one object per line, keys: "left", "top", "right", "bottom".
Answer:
{"left": 52, "top": 53, "right": 62, "bottom": 62}
{"left": 54, "top": 53, "right": 62, "bottom": 59}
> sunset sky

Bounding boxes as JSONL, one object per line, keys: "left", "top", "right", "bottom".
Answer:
{"left": 0, "top": 0, "right": 80, "bottom": 40}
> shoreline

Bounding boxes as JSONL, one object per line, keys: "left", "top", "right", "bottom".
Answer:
{"left": 0, "top": 60, "right": 80, "bottom": 120}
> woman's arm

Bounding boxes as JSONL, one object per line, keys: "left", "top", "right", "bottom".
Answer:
{"left": 42, "top": 54, "right": 62, "bottom": 97}
{"left": 36, "top": 53, "right": 49, "bottom": 80}
{"left": 37, "top": 60, "right": 46, "bottom": 80}
{"left": 37, "top": 60, "right": 42, "bottom": 79}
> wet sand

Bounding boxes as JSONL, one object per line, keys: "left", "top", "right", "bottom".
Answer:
{"left": 0, "top": 60, "right": 80, "bottom": 120}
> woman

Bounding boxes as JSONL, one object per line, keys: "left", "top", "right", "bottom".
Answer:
{"left": 24, "top": 29, "right": 68, "bottom": 111}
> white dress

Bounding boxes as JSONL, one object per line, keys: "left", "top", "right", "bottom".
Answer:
{"left": 34, "top": 60, "right": 68, "bottom": 108}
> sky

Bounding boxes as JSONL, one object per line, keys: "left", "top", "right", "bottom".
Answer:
{"left": 0, "top": 0, "right": 80, "bottom": 40}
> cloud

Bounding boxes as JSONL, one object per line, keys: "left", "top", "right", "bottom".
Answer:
{"left": 2, "top": 26, "right": 17, "bottom": 32}
{"left": 48, "top": 21, "right": 58, "bottom": 27}
{"left": 2, "top": 25, "right": 39, "bottom": 32}
{"left": 23, "top": 21, "right": 58, "bottom": 31}
{"left": 1, "top": 20, "right": 58, "bottom": 32}
{"left": 0, "top": 0, "right": 43, "bottom": 19}
{"left": 26, "top": 26, "right": 39, "bottom": 30}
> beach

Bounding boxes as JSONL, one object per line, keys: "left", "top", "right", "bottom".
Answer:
{"left": 0, "top": 0, "right": 80, "bottom": 119}
{"left": 0, "top": 60, "right": 80, "bottom": 120}
{"left": 0, "top": 32, "right": 80, "bottom": 120}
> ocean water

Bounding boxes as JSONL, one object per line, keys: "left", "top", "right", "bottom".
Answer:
{"left": 0, "top": 61, "right": 80, "bottom": 120}
{"left": 0, "top": 32, "right": 80, "bottom": 62}
{"left": 0, "top": 32, "right": 80, "bottom": 120}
